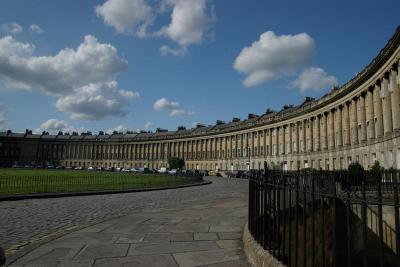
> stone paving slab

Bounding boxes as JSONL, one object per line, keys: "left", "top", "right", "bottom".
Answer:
{"left": 6, "top": 177, "right": 249, "bottom": 267}
{"left": 173, "top": 248, "right": 243, "bottom": 267}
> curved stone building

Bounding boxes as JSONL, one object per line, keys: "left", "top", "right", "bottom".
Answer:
{"left": 2, "top": 27, "right": 400, "bottom": 171}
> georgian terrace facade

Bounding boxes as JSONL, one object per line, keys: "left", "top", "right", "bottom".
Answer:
{"left": 2, "top": 27, "right": 400, "bottom": 171}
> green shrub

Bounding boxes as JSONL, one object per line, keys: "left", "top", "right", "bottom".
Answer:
{"left": 370, "top": 161, "right": 383, "bottom": 181}
{"left": 168, "top": 157, "right": 185, "bottom": 169}
{"left": 348, "top": 161, "right": 364, "bottom": 172}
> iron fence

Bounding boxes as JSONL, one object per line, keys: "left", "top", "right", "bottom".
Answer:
{"left": 248, "top": 166, "right": 400, "bottom": 267}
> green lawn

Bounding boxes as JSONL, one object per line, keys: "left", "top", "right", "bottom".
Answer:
{"left": 0, "top": 169, "right": 192, "bottom": 196}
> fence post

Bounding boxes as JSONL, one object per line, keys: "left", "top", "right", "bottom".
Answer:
{"left": 362, "top": 171, "right": 368, "bottom": 267}
{"left": 377, "top": 171, "right": 384, "bottom": 267}
{"left": 332, "top": 171, "right": 337, "bottom": 267}
{"left": 394, "top": 170, "right": 400, "bottom": 256}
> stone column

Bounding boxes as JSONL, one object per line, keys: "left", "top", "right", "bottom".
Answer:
{"left": 350, "top": 98, "right": 358, "bottom": 145}
{"left": 314, "top": 116, "right": 320, "bottom": 150}
{"left": 374, "top": 83, "right": 384, "bottom": 137}
{"left": 336, "top": 107, "right": 343, "bottom": 147}
{"left": 328, "top": 110, "right": 335, "bottom": 149}
{"left": 359, "top": 93, "right": 367, "bottom": 142}
{"left": 306, "top": 119, "right": 311, "bottom": 152}
{"left": 366, "top": 87, "right": 375, "bottom": 140}
{"left": 343, "top": 103, "right": 351, "bottom": 145}
{"left": 390, "top": 68, "right": 400, "bottom": 131}
{"left": 288, "top": 124, "right": 292, "bottom": 154}
{"left": 322, "top": 113, "right": 328, "bottom": 150}
{"left": 381, "top": 77, "right": 393, "bottom": 135}
{"left": 282, "top": 127, "right": 286, "bottom": 155}
{"left": 275, "top": 128, "right": 279, "bottom": 156}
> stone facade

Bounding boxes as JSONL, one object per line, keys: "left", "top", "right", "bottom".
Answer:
{"left": 2, "top": 27, "right": 400, "bottom": 171}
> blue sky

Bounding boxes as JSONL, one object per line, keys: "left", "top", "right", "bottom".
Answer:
{"left": 0, "top": 0, "right": 399, "bottom": 134}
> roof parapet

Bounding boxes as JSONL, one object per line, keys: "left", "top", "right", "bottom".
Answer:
{"left": 248, "top": 113, "right": 259, "bottom": 119}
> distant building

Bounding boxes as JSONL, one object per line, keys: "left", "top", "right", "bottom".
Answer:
{"left": 2, "top": 27, "right": 400, "bottom": 170}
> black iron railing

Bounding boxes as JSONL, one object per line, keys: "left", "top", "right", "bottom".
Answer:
{"left": 248, "top": 166, "right": 400, "bottom": 267}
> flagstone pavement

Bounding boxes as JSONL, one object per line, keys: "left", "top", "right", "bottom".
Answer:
{"left": 5, "top": 177, "right": 250, "bottom": 267}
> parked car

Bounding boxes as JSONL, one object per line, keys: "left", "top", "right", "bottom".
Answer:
{"left": 121, "top": 168, "right": 131, "bottom": 173}
{"left": 137, "top": 167, "right": 150, "bottom": 173}
{"left": 87, "top": 166, "right": 94, "bottom": 171}
{"left": 130, "top": 168, "right": 138, "bottom": 172}
{"left": 168, "top": 169, "right": 177, "bottom": 174}
{"left": 158, "top": 167, "right": 167, "bottom": 173}
{"left": 12, "top": 164, "right": 23, "bottom": 168}
{"left": 55, "top": 166, "right": 64, "bottom": 169}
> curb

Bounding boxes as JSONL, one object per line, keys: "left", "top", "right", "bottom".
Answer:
{"left": 0, "top": 180, "right": 211, "bottom": 201}
{"left": 242, "top": 223, "right": 286, "bottom": 267}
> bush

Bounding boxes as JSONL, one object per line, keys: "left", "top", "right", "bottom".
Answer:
{"left": 342, "top": 162, "right": 365, "bottom": 190}
{"left": 370, "top": 161, "right": 383, "bottom": 181}
{"left": 348, "top": 162, "right": 364, "bottom": 172}
{"left": 168, "top": 157, "right": 185, "bottom": 169}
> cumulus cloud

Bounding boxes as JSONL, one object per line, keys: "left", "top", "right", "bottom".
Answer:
{"left": 290, "top": 67, "right": 337, "bottom": 93}
{"left": 95, "top": 0, "right": 215, "bottom": 56}
{"left": 56, "top": 81, "right": 139, "bottom": 120}
{"left": 30, "top": 24, "right": 43, "bottom": 34}
{"left": 106, "top": 125, "right": 129, "bottom": 134}
{"left": 157, "top": 0, "right": 215, "bottom": 56}
{"left": 0, "top": 35, "right": 127, "bottom": 95}
{"left": 0, "top": 35, "right": 138, "bottom": 120}
{"left": 153, "top": 97, "right": 179, "bottom": 110}
{"left": 153, "top": 97, "right": 194, "bottom": 117}
{"left": 233, "top": 31, "right": 315, "bottom": 87}
{"left": 0, "top": 102, "right": 7, "bottom": 130}
{"left": 95, "top": 0, "right": 154, "bottom": 37}
{"left": 1, "top": 23, "right": 23, "bottom": 35}
{"left": 144, "top": 121, "right": 153, "bottom": 129}
{"left": 36, "top": 119, "right": 84, "bottom": 134}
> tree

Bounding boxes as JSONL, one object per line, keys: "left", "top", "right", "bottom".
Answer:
{"left": 348, "top": 161, "right": 364, "bottom": 172}
{"left": 370, "top": 161, "right": 383, "bottom": 181}
{"left": 345, "top": 161, "right": 365, "bottom": 189}
{"left": 168, "top": 157, "right": 185, "bottom": 169}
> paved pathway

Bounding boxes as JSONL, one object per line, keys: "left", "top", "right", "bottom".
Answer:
{"left": 1, "top": 177, "right": 249, "bottom": 266}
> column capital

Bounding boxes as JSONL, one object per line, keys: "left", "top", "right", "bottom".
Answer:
{"left": 360, "top": 91, "right": 367, "bottom": 98}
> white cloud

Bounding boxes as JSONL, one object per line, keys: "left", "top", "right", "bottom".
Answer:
{"left": 36, "top": 119, "right": 84, "bottom": 134}
{"left": 0, "top": 35, "right": 127, "bottom": 95}
{"left": 233, "top": 31, "right": 315, "bottom": 87}
{"left": 144, "top": 121, "right": 153, "bottom": 129}
{"left": 0, "top": 102, "right": 7, "bottom": 130}
{"left": 169, "top": 108, "right": 194, "bottom": 117}
{"left": 95, "top": 0, "right": 215, "bottom": 56}
{"left": 95, "top": 0, "right": 154, "bottom": 36}
{"left": 30, "top": 24, "right": 43, "bottom": 34}
{"left": 159, "top": 45, "right": 186, "bottom": 57}
{"left": 0, "top": 35, "right": 138, "bottom": 121}
{"left": 106, "top": 125, "right": 128, "bottom": 134}
{"left": 56, "top": 81, "right": 139, "bottom": 120}
{"left": 157, "top": 0, "right": 215, "bottom": 56}
{"left": 153, "top": 97, "right": 179, "bottom": 110}
{"left": 153, "top": 97, "right": 194, "bottom": 117}
{"left": 1, "top": 23, "right": 23, "bottom": 35}
{"left": 290, "top": 67, "right": 337, "bottom": 93}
